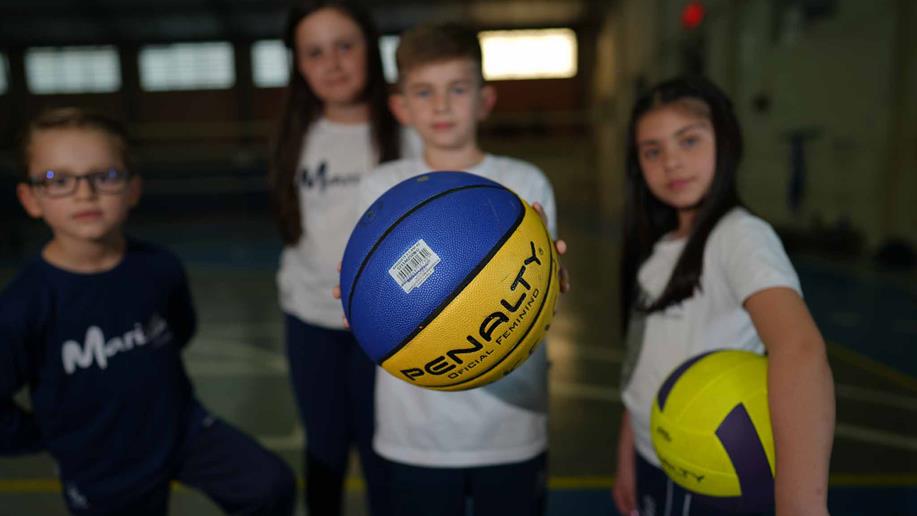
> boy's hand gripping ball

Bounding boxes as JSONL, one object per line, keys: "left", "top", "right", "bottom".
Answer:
{"left": 340, "top": 171, "right": 559, "bottom": 391}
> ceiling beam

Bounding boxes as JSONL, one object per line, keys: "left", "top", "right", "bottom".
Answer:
{"left": 0, "top": 0, "right": 608, "bottom": 47}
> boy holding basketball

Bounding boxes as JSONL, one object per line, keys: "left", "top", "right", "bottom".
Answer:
{"left": 351, "top": 22, "right": 565, "bottom": 516}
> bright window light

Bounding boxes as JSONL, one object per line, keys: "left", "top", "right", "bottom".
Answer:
{"left": 479, "top": 28, "right": 577, "bottom": 80}
{"left": 379, "top": 35, "right": 400, "bottom": 83}
{"left": 0, "top": 54, "right": 7, "bottom": 94}
{"left": 25, "top": 46, "right": 121, "bottom": 94}
{"left": 140, "top": 42, "right": 234, "bottom": 91}
{"left": 252, "top": 40, "right": 289, "bottom": 87}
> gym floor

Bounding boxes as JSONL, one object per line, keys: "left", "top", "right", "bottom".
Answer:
{"left": 1, "top": 137, "right": 915, "bottom": 515}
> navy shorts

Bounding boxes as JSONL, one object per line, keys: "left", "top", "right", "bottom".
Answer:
{"left": 387, "top": 452, "right": 547, "bottom": 516}
{"left": 65, "top": 401, "right": 296, "bottom": 516}
{"left": 635, "top": 452, "right": 774, "bottom": 516}
{"left": 284, "top": 314, "right": 390, "bottom": 515}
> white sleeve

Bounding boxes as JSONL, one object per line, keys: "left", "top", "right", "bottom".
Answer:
{"left": 358, "top": 166, "right": 395, "bottom": 215}
{"left": 400, "top": 127, "right": 424, "bottom": 159}
{"left": 717, "top": 214, "right": 801, "bottom": 303}
{"left": 517, "top": 164, "right": 558, "bottom": 240}
{"left": 538, "top": 176, "right": 558, "bottom": 240}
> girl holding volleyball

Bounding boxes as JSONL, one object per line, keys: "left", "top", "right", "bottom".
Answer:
{"left": 268, "top": 2, "right": 412, "bottom": 514}
{"left": 613, "top": 76, "right": 834, "bottom": 515}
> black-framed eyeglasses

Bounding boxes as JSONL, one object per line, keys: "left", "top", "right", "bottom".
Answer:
{"left": 24, "top": 169, "right": 132, "bottom": 198}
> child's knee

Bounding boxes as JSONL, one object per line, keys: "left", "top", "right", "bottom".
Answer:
{"left": 271, "top": 461, "right": 298, "bottom": 508}
{"left": 250, "top": 459, "right": 297, "bottom": 515}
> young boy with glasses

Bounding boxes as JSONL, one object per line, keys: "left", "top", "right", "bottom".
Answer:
{"left": 1, "top": 108, "right": 296, "bottom": 515}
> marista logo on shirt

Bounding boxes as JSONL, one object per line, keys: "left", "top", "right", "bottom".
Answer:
{"left": 61, "top": 314, "right": 170, "bottom": 375}
{"left": 299, "top": 161, "right": 360, "bottom": 191}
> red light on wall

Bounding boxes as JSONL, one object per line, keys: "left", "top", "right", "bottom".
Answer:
{"left": 681, "top": 1, "right": 705, "bottom": 30}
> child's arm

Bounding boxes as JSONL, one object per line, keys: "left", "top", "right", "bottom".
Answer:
{"left": 168, "top": 261, "right": 197, "bottom": 350}
{"left": 612, "top": 410, "right": 638, "bottom": 516}
{"left": 0, "top": 317, "right": 43, "bottom": 455}
{"left": 745, "top": 287, "right": 834, "bottom": 515}
{"left": 0, "top": 399, "right": 42, "bottom": 455}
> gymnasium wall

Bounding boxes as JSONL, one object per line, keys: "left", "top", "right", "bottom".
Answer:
{"left": 2, "top": 0, "right": 914, "bottom": 252}
{"left": 591, "top": 0, "right": 915, "bottom": 251}
{"left": 0, "top": 36, "right": 587, "bottom": 224}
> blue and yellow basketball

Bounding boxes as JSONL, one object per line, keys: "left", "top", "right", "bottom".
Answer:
{"left": 650, "top": 350, "right": 775, "bottom": 513}
{"left": 340, "top": 171, "right": 559, "bottom": 391}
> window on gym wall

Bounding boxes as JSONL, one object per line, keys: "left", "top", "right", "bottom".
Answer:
{"left": 379, "top": 35, "right": 400, "bottom": 83}
{"left": 25, "top": 46, "right": 121, "bottom": 94}
{"left": 371, "top": 32, "right": 576, "bottom": 83}
{"left": 250, "top": 37, "right": 401, "bottom": 86}
{"left": 252, "top": 40, "right": 289, "bottom": 88}
{"left": 478, "top": 28, "right": 577, "bottom": 80}
{"left": 0, "top": 53, "right": 8, "bottom": 94}
{"left": 139, "top": 42, "right": 234, "bottom": 91}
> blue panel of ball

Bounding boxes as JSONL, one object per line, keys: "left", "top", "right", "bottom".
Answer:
{"left": 341, "top": 171, "right": 523, "bottom": 362}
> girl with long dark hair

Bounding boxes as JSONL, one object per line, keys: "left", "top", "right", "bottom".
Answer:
{"left": 268, "top": 2, "right": 406, "bottom": 515}
{"left": 614, "top": 76, "right": 834, "bottom": 515}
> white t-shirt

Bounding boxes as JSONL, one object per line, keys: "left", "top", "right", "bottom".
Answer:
{"left": 358, "top": 155, "right": 557, "bottom": 467}
{"left": 621, "top": 208, "right": 801, "bottom": 466}
{"left": 277, "top": 119, "right": 420, "bottom": 329}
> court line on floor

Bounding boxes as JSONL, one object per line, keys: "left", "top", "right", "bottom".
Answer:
{"left": 185, "top": 339, "right": 288, "bottom": 377}
{"left": 184, "top": 342, "right": 917, "bottom": 455}
{"left": 552, "top": 381, "right": 917, "bottom": 412}
{"left": 189, "top": 339, "right": 285, "bottom": 362}
{"left": 550, "top": 381, "right": 917, "bottom": 454}
{"left": 552, "top": 381, "right": 620, "bottom": 402}
{"left": 186, "top": 362, "right": 286, "bottom": 377}
{"left": 4, "top": 474, "right": 916, "bottom": 494}
{"left": 192, "top": 378, "right": 917, "bottom": 455}
{"left": 828, "top": 474, "right": 917, "bottom": 487}
{"left": 257, "top": 425, "right": 304, "bottom": 450}
{"left": 182, "top": 338, "right": 917, "bottom": 453}
{"left": 828, "top": 342, "right": 917, "bottom": 393}
{"left": 549, "top": 342, "right": 623, "bottom": 363}
{"left": 835, "top": 383, "right": 917, "bottom": 412}
{"left": 188, "top": 335, "right": 917, "bottom": 400}
{"left": 835, "top": 423, "right": 917, "bottom": 452}
{"left": 548, "top": 473, "right": 917, "bottom": 489}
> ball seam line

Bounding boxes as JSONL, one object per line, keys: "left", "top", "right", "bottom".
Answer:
{"left": 375, "top": 194, "right": 526, "bottom": 364}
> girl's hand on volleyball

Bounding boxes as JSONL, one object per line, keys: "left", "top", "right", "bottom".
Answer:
{"left": 532, "top": 202, "right": 570, "bottom": 293}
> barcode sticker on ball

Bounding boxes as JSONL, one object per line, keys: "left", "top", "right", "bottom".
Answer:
{"left": 389, "top": 239, "right": 441, "bottom": 294}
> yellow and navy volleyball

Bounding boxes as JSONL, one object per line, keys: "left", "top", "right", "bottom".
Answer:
{"left": 650, "top": 350, "right": 775, "bottom": 513}
{"left": 340, "top": 171, "right": 559, "bottom": 391}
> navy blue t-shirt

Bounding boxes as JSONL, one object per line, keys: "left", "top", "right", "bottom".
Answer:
{"left": 0, "top": 239, "right": 196, "bottom": 502}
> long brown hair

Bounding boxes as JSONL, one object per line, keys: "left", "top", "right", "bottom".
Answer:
{"left": 620, "top": 76, "right": 744, "bottom": 336}
{"left": 268, "top": 0, "right": 400, "bottom": 245}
